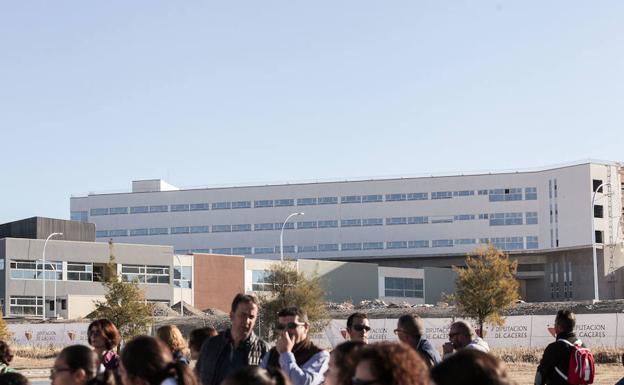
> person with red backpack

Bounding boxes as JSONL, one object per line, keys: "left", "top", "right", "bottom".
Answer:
{"left": 535, "top": 310, "right": 595, "bottom": 385}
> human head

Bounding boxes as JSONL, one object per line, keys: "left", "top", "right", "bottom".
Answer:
{"left": 554, "top": 309, "right": 576, "bottom": 334}
{"left": 276, "top": 307, "right": 309, "bottom": 344}
{"left": 156, "top": 325, "right": 187, "bottom": 355}
{"left": 346, "top": 313, "right": 370, "bottom": 343}
{"left": 353, "top": 342, "right": 428, "bottom": 385}
{"left": 324, "top": 341, "right": 364, "bottom": 385}
{"left": 0, "top": 341, "right": 14, "bottom": 366}
{"left": 222, "top": 366, "right": 291, "bottom": 385}
{"left": 448, "top": 321, "right": 474, "bottom": 350}
{"left": 0, "top": 372, "right": 31, "bottom": 385}
{"left": 50, "top": 345, "right": 100, "bottom": 385}
{"left": 430, "top": 349, "right": 517, "bottom": 385}
{"left": 188, "top": 327, "right": 217, "bottom": 360}
{"left": 230, "top": 293, "right": 260, "bottom": 340}
{"left": 88, "top": 319, "right": 121, "bottom": 351}
{"left": 395, "top": 314, "right": 424, "bottom": 345}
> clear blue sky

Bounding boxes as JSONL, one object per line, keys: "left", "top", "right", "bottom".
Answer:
{"left": 1, "top": 1, "right": 623, "bottom": 224}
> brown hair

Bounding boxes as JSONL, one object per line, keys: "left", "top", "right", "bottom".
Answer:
{"left": 0, "top": 341, "right": 13, "bottom": 365}
{"left": 88, "top": 319, "right": 121, "bottom": 350}
{"left": 331, "top": 341, "right": 365, "bottom": 385}
{"left": 231, "top": 293, "right": 259, "bottom": 313}
{"left": 555, "top": 309, "right": 576, "bottom": 333}
{"left": 355, "top": 342, "right": 428, "bottom": 385}
{"left": 58, "top": 345, "right": 115, "bottom": 385}
{"left": 222, "top": 366, "right": 291, "bottom": 385}
{"left": 277, "top": 307, "right": 308, "bottom": 322}
{"left": 157, "top": 325, "right": 188, "bottom": 354}
{"left": 346, "top": 313, "right": 368, "bottom": 329}
{"left": 397, "top": 314, "right": 424, "bottom": 339}
{"left": 430, "top": 349, "right": 517, "bottom": 385}
{"left": 188, "top": 327, "right": 217, "bottom": 352}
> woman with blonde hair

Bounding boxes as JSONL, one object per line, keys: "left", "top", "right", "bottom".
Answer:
{"left": 156, "top": 325, "right": 189, "bottom": 365}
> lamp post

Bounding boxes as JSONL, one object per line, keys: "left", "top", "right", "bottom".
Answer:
{"left": 42, "top": 232, "right": 63, "bottom": 320}
{"left": 175, "top": 254, "right": 184, "bottom": 317}
{"left": 280, "top": 212, "right": 304, "bottom": 262}
{"left": 591, "top": 183, "right": 611, "bottom": 302}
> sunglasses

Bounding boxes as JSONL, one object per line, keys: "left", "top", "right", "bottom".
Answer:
{"left": 351, "top": 324, "right": 371, "bottom": 332}
{"left": 275, "top": 322, "right": 305, "bottom": 331}
{"left": 352, "top": 377, "right": 379, "bottom": 385}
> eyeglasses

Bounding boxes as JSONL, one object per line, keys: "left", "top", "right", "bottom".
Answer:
{"left": 352, "top": 377, "right": 379, "bottom": 385}
{"left": 275, "top": 322, "right": 305, "bottom": 331}
{"left": 351, "top": 324, "right": 371, "bottom": 332}
{"left": 50, "top": 367, "right": 72, "bottom": 376}
{"left": 88, "top": 329, "right": 102, "bottom": 337}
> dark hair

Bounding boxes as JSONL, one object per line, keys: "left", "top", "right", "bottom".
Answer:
{"left": 121, "top": 335, "right": 199, "bottom": 385}
{"left": 450, "top": 321, "right": 474, "bottom": 338}
{"left": 330, "top": 341, "right": 365, "bottom": 385}
{"left": 188, "top": 327, "right": 217, "bottom": 352}
{"left": 222, "top": 366, "right": 290, "bottom": 385}
{"left": 231, "top": 293, "right": 259, "bottom": 313}
{"left": 88, "top": 319, "right": 121, "bottom": 350}
{"left": 346, "top": 313, "right": 368, "bottom": 329}
{"left": 0, "top": 372, "right": 30, "bottom": 385}
{"left": 397, "top": 314, "right": 424, "bottom": 339}
{"left": 555, "top": 309, "right": 576, "bottom": 332}
{"left": 430, "top": 349, "right": 517, "bottom": 385}
{"left": 58, "top": 345, "right": 115, "bottom": 385}
{"left": 277, "top": 307, "right": 308, "bottom": 322}
{"left": 0, "top": 341, "right": 13, "bottom": 366}
{"left": 355, "top": 342, "right": 428, "bottom": 385}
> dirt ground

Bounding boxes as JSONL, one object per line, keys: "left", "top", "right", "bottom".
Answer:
{"left": 507, "top": 363, "right": 622, "bottom": 385}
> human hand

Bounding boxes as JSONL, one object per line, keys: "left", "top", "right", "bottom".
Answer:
{"left": 276, "top": 331, "right": 295, "bottom": 353}
{"left": 442, "top": 342, "right": 454, "bottom": 354}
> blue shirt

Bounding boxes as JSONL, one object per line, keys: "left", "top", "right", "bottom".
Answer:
{"left": 260, "top": 350, "right": 329, "bottom": 385}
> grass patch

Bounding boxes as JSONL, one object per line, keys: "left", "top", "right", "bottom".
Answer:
{"left": 491, "top": 347, "right": 622, "bottom": 364}
{"left": 13, "top": 345, "right": 61, "bottom": 359}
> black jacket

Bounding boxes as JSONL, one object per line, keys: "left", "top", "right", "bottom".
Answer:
{"left": 535, "top": 332, "right": 582, "bottom": 385}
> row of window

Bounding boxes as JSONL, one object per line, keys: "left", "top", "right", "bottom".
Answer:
{"left": 75, "top": 186, "right": 538, "bottom": 219}
{"left": 95, "top": 211, "right": 539, "bottom": 238}
{"left": 8, "top": 295, "right": 178, "bottom": 316}
{"left": 173, "top": 236, "right": 539, "bottom": 255}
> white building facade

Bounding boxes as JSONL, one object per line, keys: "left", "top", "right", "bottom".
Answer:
{"left": 70, "top": 161, "right": 624, "bottom": 302}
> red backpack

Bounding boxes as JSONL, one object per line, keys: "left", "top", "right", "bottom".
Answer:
{"left": 554, "top": 339, "right": 595, "bottom": 384}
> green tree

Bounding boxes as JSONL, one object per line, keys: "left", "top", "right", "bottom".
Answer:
{"left": 451, "top": 243, "right": 519, "bottom": 337}
{"left": 91, "top": 241, "right": 153, "bottom": 344}
{"left": 257, "top": 261, "right": 329, "bottom": 340}
{"left": 0, "top": 310, "right": 11, "bottom": 340}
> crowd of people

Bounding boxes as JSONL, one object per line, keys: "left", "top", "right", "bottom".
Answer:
{"left": 0, "top": 295, "right": 619, "bottom": 385}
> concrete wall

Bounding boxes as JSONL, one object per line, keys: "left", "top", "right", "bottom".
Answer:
{"left": 298, "top": 259, "right": 378, "bottom": 303}
{"left": 193, "top": 253, "right": 244, "bottom": 313}
{"left": 423, "top": 267, "right": 457, "bottom": 304}
{"left": 68, "top": 294, "right": 103, "bottom": 319}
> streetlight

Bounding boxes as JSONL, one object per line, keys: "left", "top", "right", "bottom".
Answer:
{"left": 280, "top": 212, "right": 304, "bottom": 262}
{"left": 174, "top": 255, "right": 184, "bottom": 317}
{"left": 591, "top": 183, "right": 611, "bottom": 302}
{"left": 42, "top": 232, "right": 63, "bottom": 320}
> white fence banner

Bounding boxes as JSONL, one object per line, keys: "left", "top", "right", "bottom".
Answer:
{"left": 9, "top": 323, "right": 90, "bottom": 347}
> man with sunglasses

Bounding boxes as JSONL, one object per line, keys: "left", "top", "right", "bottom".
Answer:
{"left": 346, "top": 312, "right": 371, "bottom": 343}
{"left": 261, "top": 307, "right": 329, "bottom": 385}
{"left": 442, "top": 320, "right": 489, "bottom": 358}
{"left": 394, "top": 314, "right": 441, "bottom": 368}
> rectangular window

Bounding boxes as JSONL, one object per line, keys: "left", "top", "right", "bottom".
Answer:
{"left": 192, "top": 249, "right": 211, "bottom": 253}
{"left": 489, "top": 188, "right": 523, "bottom": 202}
{"left": 278, "top": 245, "right": 295, "bottom": 253}
{"left": 212, "top": 248, "right": 232, "bottom": 254}
{"left": 318, "top": 196, "right": 338, "bottom": 205}
{"left": 254, "top": 200, "right": 274, "bottom": 208}
{"left": 96, "top": 230, "right": 109, "bottom": 238}
{"left": 526, "top": 212, "right": 538, "bottom": 225}
{"left": 595, "top": 230, "right": 603, "bottom": 244}
{"left": 149, "top": 205, "right": 168, "bottom": 213}
{"left": 254, "top": 247, "right": 275, "bottom": 254}
{"left": 593, "top": 179, "right": 603, "bottom": 193}
{"left": 298, "top": 245, "right": 318, "bottom": 252}
{"left": 431, "top": 191, "right": 453, "bottom": 200}
{"left": 489, "top": 213, "right": 505, "bottom": 226}
{"left": 408, "top": 240, "right": 429, "bottom": 248}
{"left": 431, "top": 216, "right": 453, "bottom": 224}
{"left": 478, "top": 189, "right": 488, "bottom": 195}
{"left": 174, "top": 266, "right": 192, "bottom": 288}
{"left": 122, "top": 265, "right": 169, "bottom": 284}
{"left": 297, "top": 198, "right": 317, "bottom": 206}
{"left": 10, "top": 296, "right": 43, "bottom": 316}
{"left": 10, "top": 260, "right": 62, "bottom": 280}
{"left": 318, "top": 220, "right": 338, "bottom": 228}
{"left": 453, "top": 190, "right": 474, "bottom": 197}
{"left": 386, "top": 217, "right": 407, "bottom": 225}
{"left": 90, "top": 208, "right": 109, "bottom": 216}
{"left": 363, "top": 242, "right": 384, "bottom": 250}
{"left": 297, "top": 221, "right": 317, "bottom": 229}
{"left": 190, "top": 226, "right": 210, "bottom": 233}
{"left": 504, "top": 212, "right": 523, "bottom": 225}
{"left": 232, "top": 224, "right": 252, "bottom": 232}
{"left": 525, "top": 187, "right": 537, "bottom": 200}
{"left": 318, "top": 243, "right": 339, "bottom": 252}
{"left": 454, "top": 214, "right": 475, "bottom": 221}
{"left": 432, "top": 239, "right": 453, "bottom": 247}
{"left": 341, "top": 195, "right": 362, "bottom": 204}
{"left": 232, "top": 247, "right": 252, "bottom": 255}
{"left": 594, "top": 205, "right": 604, "bottom": 218}
{"left": 212, "top": 225, "right": 232, "bottom": 233}
{"left": 275, "top": 222, "right": 295, "bottom": 230}
{"left": 71, "top": 211, "right": 88, "bottom": 222}
{"left": 363, "top": 218, "right": 383, "bottom": 226}
{"left": 171, "top": 227, "right": 190, "bottom": 234}
{"left": 174, "top": 249, "right": 190, "bottom": 255}
{"left": 130, "top": 206, "right": 149, "bottom": 214}
{"left": 526, "top": 236, "right": 539, "bottom": 249}
{"left": 479, "top": 213, "right": 489, "bottom": 220}
{"left": 506, "top": 237, "right": 524, "bottom": 250}
{"left": 212, "top": 202, "right": 231, "bottom": 210}
{"left": 148, "top": 228, "right": 168, "bottom": 235}
{"left": 109, "top": 207, "right": 128, "bottom": 215}
{"left": 362, "top": 194, "right": 383, "bottom": 203}
{"left": 109, "top": 229, "right": 128, "bottom": 237}
{"left": 254, "top": 223, "right": 274, "bottom": 231}
{"left": 67, "top": 262, "right": 93, "bottom": 281}
{"left": 385, "top": 193, "right": 406, "bottom": 202}
{"left": 407, "top": 192, "right": 428, "bottom": 200}
{"left": 455, "top": 238, "right": 476, "bottom": 245}
{"left": 341, "top": 219, "right": 362, "bottom": 227}
{"left": 252, "top": 270, "right": 272, "bottom": 291}
{"left": 130, "top": 228, "right": 149, "bottom": 236}
{"left": 232, "top": 201, "right": 251, "bottom": 209}
{"left": 171, "top": 204, "right": 190, "bottom": 212}
{"left": 384, "top": 277, "right": 423, "bottom": 298}
{"left": 408, "top": 216, "right": 428, "bottom": 224}
{"left": 341, "top": 243, "right": 363, "bottom": 251}
{"left": 387, "top": 241, "right": 408, "bottom": 249}
{"left": 190, "top": 203, "right": 210, "bottom": 211}
{"left": 275, "top": 199, "right": 295, "bottom": 207}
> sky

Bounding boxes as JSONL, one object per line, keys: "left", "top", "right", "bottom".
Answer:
{"left": 1, "top": 1, "right": 623, "bottom": 224}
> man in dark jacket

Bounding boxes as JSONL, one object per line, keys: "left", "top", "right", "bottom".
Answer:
{"left": 394, "top": 314, "right": 441, "bottom": 367}
{"left": 535, "top": 309, "right": 582, "bottom": 385}
{"left": 196, "top": 293, "right": 269, "bottom": 385}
